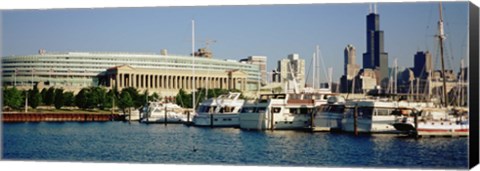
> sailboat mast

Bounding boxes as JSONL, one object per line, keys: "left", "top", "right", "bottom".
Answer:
{"left": 328, "top": 67, "right": 333, "bottom": 92}
{"left": 312, "top": 52, "right": 316, "bottom": 90}
{"left": 437, "top": 3, "right": 448, "bottom": 108}
{"left": 394, "top": 58, "right": 398, "bottom": 94}
{"left": 192, "top": 20, "right": 196, "bottom": 110}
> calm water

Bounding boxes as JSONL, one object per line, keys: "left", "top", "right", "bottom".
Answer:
{"left": 2, "top": 122, "right": 468, "bottom": 169}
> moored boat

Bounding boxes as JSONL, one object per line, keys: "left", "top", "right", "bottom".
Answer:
{"left": 341, "top": 98, "right": 433, "bottom": 134}
{"left": 140, "top": 102, "right": 192, "bottom": 123}
{"left": 392, "top": 107, "right": 469, "bottom": 136}
{"left": 239, "top": 92, "right": 333, "bottom": 130}
{"left": 311, "top": 96, "right": 346, "bottom": 132}
{"left": 192, "top": 92, "right": 244, "bottom": 127}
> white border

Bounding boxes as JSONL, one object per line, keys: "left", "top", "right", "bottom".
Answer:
{"left": 0, "top": 0, "right": 476, "bottom": 171}
{"left": 0, "top": 0, "right": 468, "bottom": 10}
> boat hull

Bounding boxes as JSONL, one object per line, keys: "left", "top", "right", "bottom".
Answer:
{"left": 192, "top": 114, "right": 239, "bottom": 127}
{"left": 239, "top": 112, "right": 310, "bottom": 130}
{"left": 312, "top": 113, "right": 343, "bottom": 132}
{"left": 140, "top": 114, "right": 192, "bottom": 123}
{"left": 393, "top": 121, "right": 469, "bottom": 136}
{"left": 341, "top": 115, "right": 399, "bottom": 134}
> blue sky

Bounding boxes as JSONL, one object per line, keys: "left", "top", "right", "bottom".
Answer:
{"left": 1, "top": 2, "right": 469, "bottom": 83}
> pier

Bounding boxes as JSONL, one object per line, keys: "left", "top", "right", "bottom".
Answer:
{"left": 2, "top": 112, "right": 124, "bottom": 122}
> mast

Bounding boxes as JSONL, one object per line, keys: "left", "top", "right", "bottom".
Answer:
{"left": 192, "top": 19, "right": 196, "bottom": 110}
{"left": 459, "top": 59, "right": 465, "bottom": 106}
{"left": 437, "top": 3, "right": 448, "bottom": 108}
{"left": 206, "top": 63, "right": 209, "bottom": 100}
{"left": 394, "top": 58, "right": 398, "bottom": 94}
{"left": 428, "top": 59, "right": 432, "bottom": 99}
{"left": 288, "top": 62, "right": 299, "bottom": 94}
{"left": 312, "top": 52, "right": 316, "bottom": 90}
{"left": 316, "top": 45, "right": 321, "bottom": 89}
{"left": 328, "top": 67, "right": 333, "bottom": 92}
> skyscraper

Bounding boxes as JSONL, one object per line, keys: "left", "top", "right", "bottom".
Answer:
{"left": 413, "top": 51, "right": 432, "bottom": 79}
{"left": 340, "top": 44, "right": 360, "bottom": 93}
{"left": 363, "top": 4, "right": 389, "bottom": 86}
{"left": 344, "top": 44, "right": 360, "bottom": 79}
{"left": 277, "top": 54, "right": 305, "bottom": 91}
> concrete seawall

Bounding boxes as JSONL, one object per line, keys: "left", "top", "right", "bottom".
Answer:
{"left": 2, "top": 113, "right": 124, "bottom": 122}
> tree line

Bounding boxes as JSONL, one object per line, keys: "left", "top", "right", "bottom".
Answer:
{"left": 2, "top": 86, "right": 160, "bottom": 113}
{"left": 3, "top": 85, "right": 240, "bottom": 113}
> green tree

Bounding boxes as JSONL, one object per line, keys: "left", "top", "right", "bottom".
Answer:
{"left": 63, "top": 91, "right": 75, "bottom": 107}
{"left": 75, "top": 88, "right": 89, "bottom": 109}
{"left": 104, "top": 89, "right": 117, "bottom": 109}
{"left": 88, "top": 87, "right": 107, "bottom": 110}
{"left": 44, "top": 87, "right": 55, "bottom": 106}
{"left": 175, "top": 89, "right": 192, "bottom": 108}
{"left": 3, "top": 86, "right": 24, "bottom": 110}
{"left": 40, "top": 88, "right": 47, "bottom": 105}
{"left": 121, "top": 87, "right": 141, "bottom": 108}
{"left": 118, "top": 91, "right": 133, "bottom": 114}
{"left": 140, "top": 89, "right": 149, "bottom": 104}
{"left": 54, "top": 88, "right": 64, "bottom": 109}
{"left": 149, "top": 92, "right": 161, "bottom": 102}
{"left": 28, "top": 85, "right": 42, "bottom": 109}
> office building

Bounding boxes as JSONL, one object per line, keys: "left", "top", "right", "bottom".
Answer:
{"left": 340, "top": 44, "right": 360, "bottom": 93}
{"left": 275, "top": 54, "right": 305, "bottom": 91}
{"left": 240, "top": 56, "right": 267, "bottom": 85}
{"left": 413, "top": 51, "right": 432, "bottom": 79}
{"left": 362, "top": 5, "right": 389, "bottom": 86}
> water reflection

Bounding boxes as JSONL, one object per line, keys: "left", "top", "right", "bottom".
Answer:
{"left": 2, "top": 122, "right": 468, "bottom": 169}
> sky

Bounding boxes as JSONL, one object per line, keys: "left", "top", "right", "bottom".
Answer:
{"left": 1, "top": 1, "right": 469, "bottom": 83}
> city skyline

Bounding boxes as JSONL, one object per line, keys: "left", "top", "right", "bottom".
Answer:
{"left": 2, "top": 2, "right": 469, "bottom": 83}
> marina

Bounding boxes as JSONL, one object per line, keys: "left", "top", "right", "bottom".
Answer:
{"left": 1, "top": 1, "right": 475, "bottom": 170}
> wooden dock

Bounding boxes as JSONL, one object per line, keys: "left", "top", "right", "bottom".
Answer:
{"left": 2, "top": 112, "right": 124, "bottom": 122}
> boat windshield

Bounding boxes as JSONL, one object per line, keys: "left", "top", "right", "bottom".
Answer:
{"left": 319, "top": 105, "right": 345, "bottom": 113}
{"left": 258, "top": 94, "right": 286, "bottom": 103}
{"left": 345, "top": 107, "right": 373, "bottom": 119}
{"left": 197, "top": 105, "right": 217, "bottom": 113}
{"left": 240, "top": 107, "right": 267, "bottom": 113}
{"left": 219, "top": 106, "right": 235, "bottom": 113}
{"left": 240, "top": 107, "right": 255, "bottom": 113}
{"left": 289, "top": 107, "right": 313, "bottom": 115}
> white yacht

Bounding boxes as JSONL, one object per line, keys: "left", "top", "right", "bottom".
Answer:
{"left": 239, "top": 92, "right": 333, "bottom": 130}
{"left": 140, "top": 102, "right": 193, "bottom": 123}
{"left": 392, "top": 107, "right": 469, "bottom": 136}
{"left": 341, "top": 98, "right": 434, "bottom": 134}
{"left": 311, "top": 96, "right": 346, "bottom": 132}
{"left": 192, "top": 92, "right": 244, "bottom": 127}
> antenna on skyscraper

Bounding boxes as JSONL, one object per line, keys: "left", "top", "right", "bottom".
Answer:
{"left": 374, "top": 3, "right": 377, "bottom": 14}
{"left": 369, "top": 4, "right": 372, "bottom": 13}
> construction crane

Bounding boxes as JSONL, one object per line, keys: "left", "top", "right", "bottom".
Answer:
{"left": 205, "top": 39, "right": 217, "bottom": 50}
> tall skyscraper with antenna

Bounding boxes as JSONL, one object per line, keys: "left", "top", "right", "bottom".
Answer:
{"left": 363, "top": 4, "right": 389, "bottom": 87}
